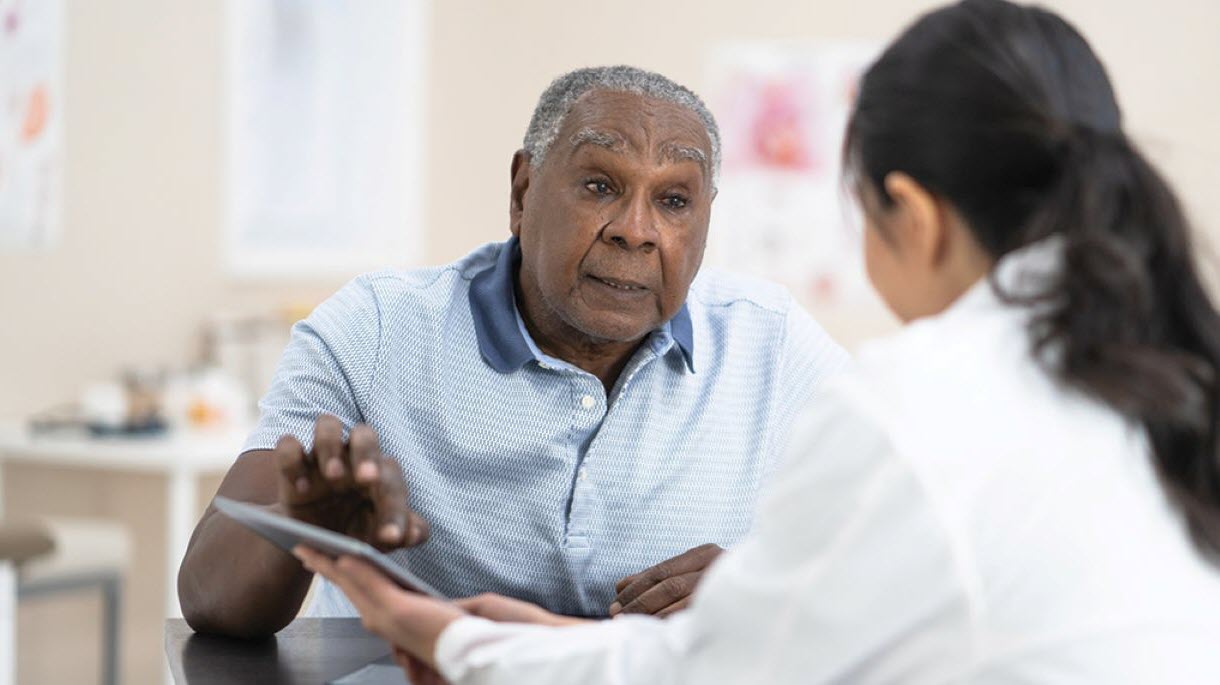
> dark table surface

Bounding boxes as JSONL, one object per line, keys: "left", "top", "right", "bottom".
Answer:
{"left": 165, "top": 618, "right": 399, "bottom": 684}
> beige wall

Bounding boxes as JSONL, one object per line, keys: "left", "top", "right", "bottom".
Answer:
{"left": 2, "top": 0, "right": 1219, "bottom": 416}
{"left": 4, "top": 0, "right": 1219, "bottom": 682}
{"left": 0, "top": 1, "right": 340, "bottom": 420}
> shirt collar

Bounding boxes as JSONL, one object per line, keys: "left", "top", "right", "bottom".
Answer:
{"left": 669, "top": 302, "right": 696, "bottom": 373}
{"left": 468, "top": 237, "right": 696, "bottom": 374}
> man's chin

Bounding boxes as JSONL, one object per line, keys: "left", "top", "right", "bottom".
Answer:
{"left": 567, "top": 315, "right": 658, "bottom": 347}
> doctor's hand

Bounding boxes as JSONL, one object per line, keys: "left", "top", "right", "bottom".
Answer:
{"left": 456, "top": 593, "right": 589, "bottom": 627}
{"left": 294, "top": 546, "right": 463, "bottom": 670}
{"left": 611, "top": 543, "right": 724, "bottom": 617}
{"left": 275, "top": 414, "right": 429, "bottom": 551}
{"left": 393, "top": 647, "right": 447, "bottom": 685}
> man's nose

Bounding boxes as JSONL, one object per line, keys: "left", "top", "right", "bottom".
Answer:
{"left": 601, "top": 192, "right": 658, "bottom": 252}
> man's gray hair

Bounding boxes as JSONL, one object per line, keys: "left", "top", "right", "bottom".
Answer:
{"left": 523, "top": 65, "right": 721, "bottom": 184}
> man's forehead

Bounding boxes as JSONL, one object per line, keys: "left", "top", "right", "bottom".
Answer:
{"left": 557, "top": 90, "right": 712, "bottom": 170}
{"left": 563, "top": 91, "right": 708, "bottom": 147}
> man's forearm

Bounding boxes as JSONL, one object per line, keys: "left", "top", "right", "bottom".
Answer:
{"left": 178, "top": 504, "right": 313, "bottom": 638}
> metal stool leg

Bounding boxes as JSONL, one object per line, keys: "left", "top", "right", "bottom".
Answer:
{"left": 0, "top": 561, "right": 16, "bottom": 685}
{"left": 101, "top": 575, "right": 121, "bottom": 685}
{"left": 19, "top": 571, "right": 123, "bottom": 685}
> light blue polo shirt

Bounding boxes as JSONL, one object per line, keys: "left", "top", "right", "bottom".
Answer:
{"left": 243, "top": 238, "right": 849, "bottom": 617}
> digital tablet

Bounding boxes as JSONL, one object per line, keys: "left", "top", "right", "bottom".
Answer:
{"left": 213, "top": 495, "right": 446, "bottom": 600}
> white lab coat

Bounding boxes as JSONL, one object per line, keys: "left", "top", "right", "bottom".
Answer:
{"left": 434, "top": 241, "right": 1220, "bottom": 684}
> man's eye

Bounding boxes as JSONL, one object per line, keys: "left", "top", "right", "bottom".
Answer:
{"left": 662, "top": 195, "right": 688, "bottom": 209}
{"left": 585, "top": 181, "right": 613, "bottom": 195}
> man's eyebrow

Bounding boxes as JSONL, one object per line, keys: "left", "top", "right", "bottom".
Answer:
{"left": 659, "top": 141, "right": 709, "bottom": 174}
{"left": 569, "top": 129, "right": 710, "bottom": 177}
{"left": 569, "top": 127, "right": 628, "bottom": 154}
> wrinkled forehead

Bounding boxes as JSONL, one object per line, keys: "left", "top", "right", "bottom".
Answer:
{"left": 554, "top": 90, "right": 713, "bottom": 176}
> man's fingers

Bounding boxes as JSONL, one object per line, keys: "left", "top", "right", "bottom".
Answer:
{"left": 313, "top": 414, "right": 348, "bottom": 483}
{"left": 613, "top": 561, "right": 672, "bottom": 612}
{"left": 612, "top": 544, "right": 723, "bottom": 613}
{"left": 274, "top": 435, "right": 313, "bottom": 498}
{"left": 611, "top": 574, "right": 654, "bottom": 614}
{"left": 405, "top": 512, "right": 430, "bottom": 547}
{"left": 373, "top": 455, "right": 409, "bottom": 546}
{"left": 656, "top": 597, "right": 691, "bottom": 618}
{"left": 372, "top": 456, "right": 429, "bottom": 548}
{"left": 349, "top": 425, "right": 381, "bottom": 485}
{"left": 380, "top": 456, "right": 430, "bottom": 546}
{"left": 614, "top": 574, "right": 637, "bottom": 594}
{"left": 616, "top": 572, "right": 699, "bottom": 616}
{"left": 657, "top": 543, "right": 722, "bottom": 576}
{"left": 690, "top": 542, "right": 723, "bottom": 564}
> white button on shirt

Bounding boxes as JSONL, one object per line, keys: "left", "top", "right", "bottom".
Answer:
{"left": 433, "top": 241, "right": 1220, "bottom": 684}
{"left": 579, "top": 395, "right": 596, "bottom": 410}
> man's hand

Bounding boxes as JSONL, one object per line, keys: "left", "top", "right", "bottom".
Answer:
{"left": 177, "top": 414, "right": 429, "bottom": 637}
{"left": 610, "top": 543, "right": 724, "bottom": 617}
{"left": 276, "top": 414, "right": 429, "bottom": 550}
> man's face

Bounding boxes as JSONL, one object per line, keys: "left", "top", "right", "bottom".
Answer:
{"left": 511, "top": 90, "right": 715, "bottom": 345}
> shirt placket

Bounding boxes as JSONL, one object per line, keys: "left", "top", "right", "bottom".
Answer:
{"left": 562, "top": 339, "right": 667, "bottom": 614}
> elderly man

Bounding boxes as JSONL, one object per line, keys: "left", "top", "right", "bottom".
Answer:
{"left": 178, "top": 65, "right": 848, "bottom": 637}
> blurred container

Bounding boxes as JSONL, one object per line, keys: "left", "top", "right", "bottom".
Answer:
{"left": 202, "top": 310, "right": 295, "bottom": 416}
{"left": 162, "top": 367, "right": 251, "bottom": 432}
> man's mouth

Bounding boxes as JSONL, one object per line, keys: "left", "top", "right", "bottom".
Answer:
{"left": 588, "top": 274, "right": 648, "bottom": 292}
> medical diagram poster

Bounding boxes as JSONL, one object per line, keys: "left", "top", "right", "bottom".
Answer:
{"left": 705, "top": 42, "right": 879, "bottom": 310}
{"left": 0, "top": 0, "right": 62, "bottom": 250}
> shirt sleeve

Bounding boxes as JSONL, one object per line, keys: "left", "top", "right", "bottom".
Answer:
{"left": 241, "top": 276, "right": 383, "bottom": 454}
{"left": 781, "top": 297, "right": 853, "bottom": 398}
{"left": 762, "top": 297, "right": 853, "bottom": 480}
{"left": 433, "top": 380, "right": 973, "bottom": 685}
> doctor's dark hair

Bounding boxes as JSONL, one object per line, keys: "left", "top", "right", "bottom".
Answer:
{"left": 845, "top": 0, "right": 1220, "bottom": 558}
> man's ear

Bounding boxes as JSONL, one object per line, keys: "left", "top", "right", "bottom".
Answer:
{"left": 510, "top": 150, "right": 531, "bottom": 238}
{"left": 882, "top": 172, "right": 947, "bottom": 268}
